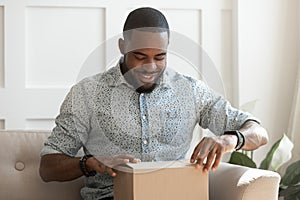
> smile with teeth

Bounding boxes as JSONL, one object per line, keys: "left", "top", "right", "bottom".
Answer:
{"left": 138, "top": 72, "right": 158, "bottom": 82}
{"left": 142, "top": 74, "right": 153, "bottom": 79}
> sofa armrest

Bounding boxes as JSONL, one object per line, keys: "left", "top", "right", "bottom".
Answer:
{"left": 209, "top": 162, "right": 281, "bottom": 200}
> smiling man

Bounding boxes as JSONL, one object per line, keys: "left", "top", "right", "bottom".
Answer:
{"left": 39, "top": 7, "right": 268, "bottom": 200}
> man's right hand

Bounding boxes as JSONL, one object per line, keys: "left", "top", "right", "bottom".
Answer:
{"left": 39, "top": 154, "right": 140, "bottom": 182}
{"left": 86, "top": 155, "right": 141, "bottom": 177}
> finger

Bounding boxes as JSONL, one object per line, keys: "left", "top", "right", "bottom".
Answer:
{"left": 111, "top": 158, "right": 130, "bottom": 167}
{"left": 192, "top": 137, "right": 217, "bottom": 163}
{"left": 130, "top": 158, "right": 141, "bottom": 163}
{"left": 195, "top": 141, "right": 216, "bottom": 167}
{"left": 195, "top": 156, "right": 204, "bottom": 169}
{"left": 114, "top": 155, "right": 140, "bottom": 163}
{"left": 115, "top": 154, "right": 135, "bottom": 160}
{"left": 203, "top": 146, "right": 217, "bottom": 173}
{"left": 106, "top": 167, "right": 117, "bottom": 177}
{"left": 199, "top": 137, "right": 217, "bottom": 157}
{"left": 198, "top": 143, "right": 211, "bottom": 159}
{"left": 190, "top": 139, "right": 205, "bottom": 163}
{"left": 211, "top": 151, "right": 222, "bottom": 171}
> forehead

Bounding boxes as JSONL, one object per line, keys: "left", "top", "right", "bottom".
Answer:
{"left": 124, "top": 30, "right": 168, "bottom": 53}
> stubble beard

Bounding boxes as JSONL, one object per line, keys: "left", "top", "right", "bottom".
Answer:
{"left": 120, "top": 62, "right": 162, "bottom": 94}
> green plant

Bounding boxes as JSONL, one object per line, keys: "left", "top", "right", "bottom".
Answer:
{"left": 279, "top": 160, "right": 300, "bottom": 199}
{"left": 228, "top": 134, "right": 300, "bottom": 199}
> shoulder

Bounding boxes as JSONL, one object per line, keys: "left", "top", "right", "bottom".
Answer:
{"left": 164, "top": 68, "right": 206, "bottom": 89}
{"left": 73, "top": 66, "right": 117, "bottom": 90}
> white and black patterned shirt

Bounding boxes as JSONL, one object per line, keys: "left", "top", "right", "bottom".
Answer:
{"left": 41, "top": 60, "right": 257, "bottom": 200}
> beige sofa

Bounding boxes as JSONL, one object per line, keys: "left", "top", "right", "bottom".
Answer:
{"left": 0, "top": 130, "right": 281, "bottom": 200}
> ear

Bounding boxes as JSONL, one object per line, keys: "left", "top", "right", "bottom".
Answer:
{"left": 118, "top": 38, "right": 125, "bottom": 54}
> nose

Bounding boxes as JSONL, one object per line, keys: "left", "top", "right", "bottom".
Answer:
{"left": 141, "top": 61, "right": 157, "bottom": 71}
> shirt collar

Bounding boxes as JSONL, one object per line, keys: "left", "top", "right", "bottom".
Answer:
{"left": 158, "top": 68, "right": 172, "bottom": 90}
{"left": 106, "top": 58, "right": 131, "bottom": 88}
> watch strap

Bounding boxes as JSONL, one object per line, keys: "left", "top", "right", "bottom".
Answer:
{"left": 79, "top": 155, "right": 96, "bottom": 177}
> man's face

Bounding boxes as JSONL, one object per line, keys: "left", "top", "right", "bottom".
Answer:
{"left": 120, "top": 30, "right": 169, "bottom": 93}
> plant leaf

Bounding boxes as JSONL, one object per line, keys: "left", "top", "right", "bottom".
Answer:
{"left": 270, "top": 134, "right": 294, "bottom": 171}
{"left": 281, "top": 160, "right": 300, "bottom": 186}
{"left": 229, "top": 151, "right": 257, "bottom": 168}
{"left": 279, "top": 183, "right": 300, "bottom": 200}
{"left": 259, "top": 134, "right": 293, "bottom": 171}
{"left": 259, "top": 137, "right": 281, "bottom": 170}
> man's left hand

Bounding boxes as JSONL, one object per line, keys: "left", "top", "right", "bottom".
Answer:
{"left": 190, "top": 135, "right": 238, "bottom": 173}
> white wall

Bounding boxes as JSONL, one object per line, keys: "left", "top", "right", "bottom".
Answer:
{"left": 237, "top": 0, "right": 299, "bottom": 164}
{"left": 0, "top": 5, "right": 4, "bottom": 129}
{"left": 0, "top": 0, "right": 233, "bottom": 129}
{"left": 0, "top": 0, "right": 299, "bottom": 165}
{"left": 288, "top": 62, "right": 300, "bottom": 166}
{"left": 287, "top": 0, "right": 300, "bottom": 166}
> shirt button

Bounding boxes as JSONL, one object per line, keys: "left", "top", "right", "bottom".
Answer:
{"left": 143, "top": 140, "right": 148, "bottom": 145}
{"left": 140, "top": 93, "right": 144, "bottom": 97}
{"left": 142, "top": 115, "right": 146, "bottom": 120}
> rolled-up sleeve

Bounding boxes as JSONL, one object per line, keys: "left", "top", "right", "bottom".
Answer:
{"left": 195, "top": 80, "right": 260, "bottom": 135}
{"left": 41, "top": 83, "right": 91, "bottom": 157}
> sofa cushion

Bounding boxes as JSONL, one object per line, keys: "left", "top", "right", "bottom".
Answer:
{"left": 0, "top": 130, "right": 84, "bottom": 200}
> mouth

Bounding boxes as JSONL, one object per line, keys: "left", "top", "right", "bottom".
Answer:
{"left": 136, "top": 71, "right": 160, "bottom": 83}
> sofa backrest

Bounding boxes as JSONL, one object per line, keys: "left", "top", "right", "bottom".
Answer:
{"left": 0, "top": 130, "right": 84, "bottom": 200}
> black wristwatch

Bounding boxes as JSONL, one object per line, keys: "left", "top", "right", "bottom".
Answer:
{"left": 79, "top": 155, "right": 96, "bottom": 177}
{"left": 224, "top": 130, "right": 245, "bottom": 151}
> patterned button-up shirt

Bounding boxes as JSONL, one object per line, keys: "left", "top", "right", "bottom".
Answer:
{"left": 41, "top": 60, "right": 257, "bottom": 199}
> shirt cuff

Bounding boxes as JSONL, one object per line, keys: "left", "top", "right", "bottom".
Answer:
{"left": 40, "top": 145, "right": 64, "bottom": 157}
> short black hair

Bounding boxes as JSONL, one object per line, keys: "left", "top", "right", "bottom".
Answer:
{"left": 123, "top": 7, "right": 169, "bottom": 37}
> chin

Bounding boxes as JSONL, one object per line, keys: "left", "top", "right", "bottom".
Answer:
{"left": 136, "top": 84, "right": 158, "bottom": 93}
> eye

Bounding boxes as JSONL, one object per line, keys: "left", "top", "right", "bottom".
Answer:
{"left": 155, "top": 55, "right": 165, "bottom": 61}
{"left": 134, "top": 55, "right": 146, "bottom": 60}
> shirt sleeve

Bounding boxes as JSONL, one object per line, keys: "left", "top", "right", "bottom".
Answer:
{"left": 40, "top": 83, "right": 91, "bottom": 157}
{"left": 194, "top": 80, "right": 260, "bottom": 135}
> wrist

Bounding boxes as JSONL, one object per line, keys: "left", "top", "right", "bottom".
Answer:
{"left": 224, "top": 130, "right": 245, "bottom": 150}
{"left": 222, "top": 134, "right": 238, "bottom": 150}
{"left": 79, "top": 155, "right": 96, "bottom": 177}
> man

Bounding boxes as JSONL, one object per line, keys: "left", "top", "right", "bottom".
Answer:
{"left": 39, "top": 7, "right": 268, "bottom": 200}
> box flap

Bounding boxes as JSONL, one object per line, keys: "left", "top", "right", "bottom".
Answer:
{"left": 115, "top": 159, "right": 196, "bottom": 173}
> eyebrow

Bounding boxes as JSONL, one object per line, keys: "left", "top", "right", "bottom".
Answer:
{"left": 132, "top": 51, "right": 167, "bottom": 57}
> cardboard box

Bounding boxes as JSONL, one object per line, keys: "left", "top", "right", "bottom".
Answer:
{"left": 114, "top": 160, "right": 208, "bottom": 200}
